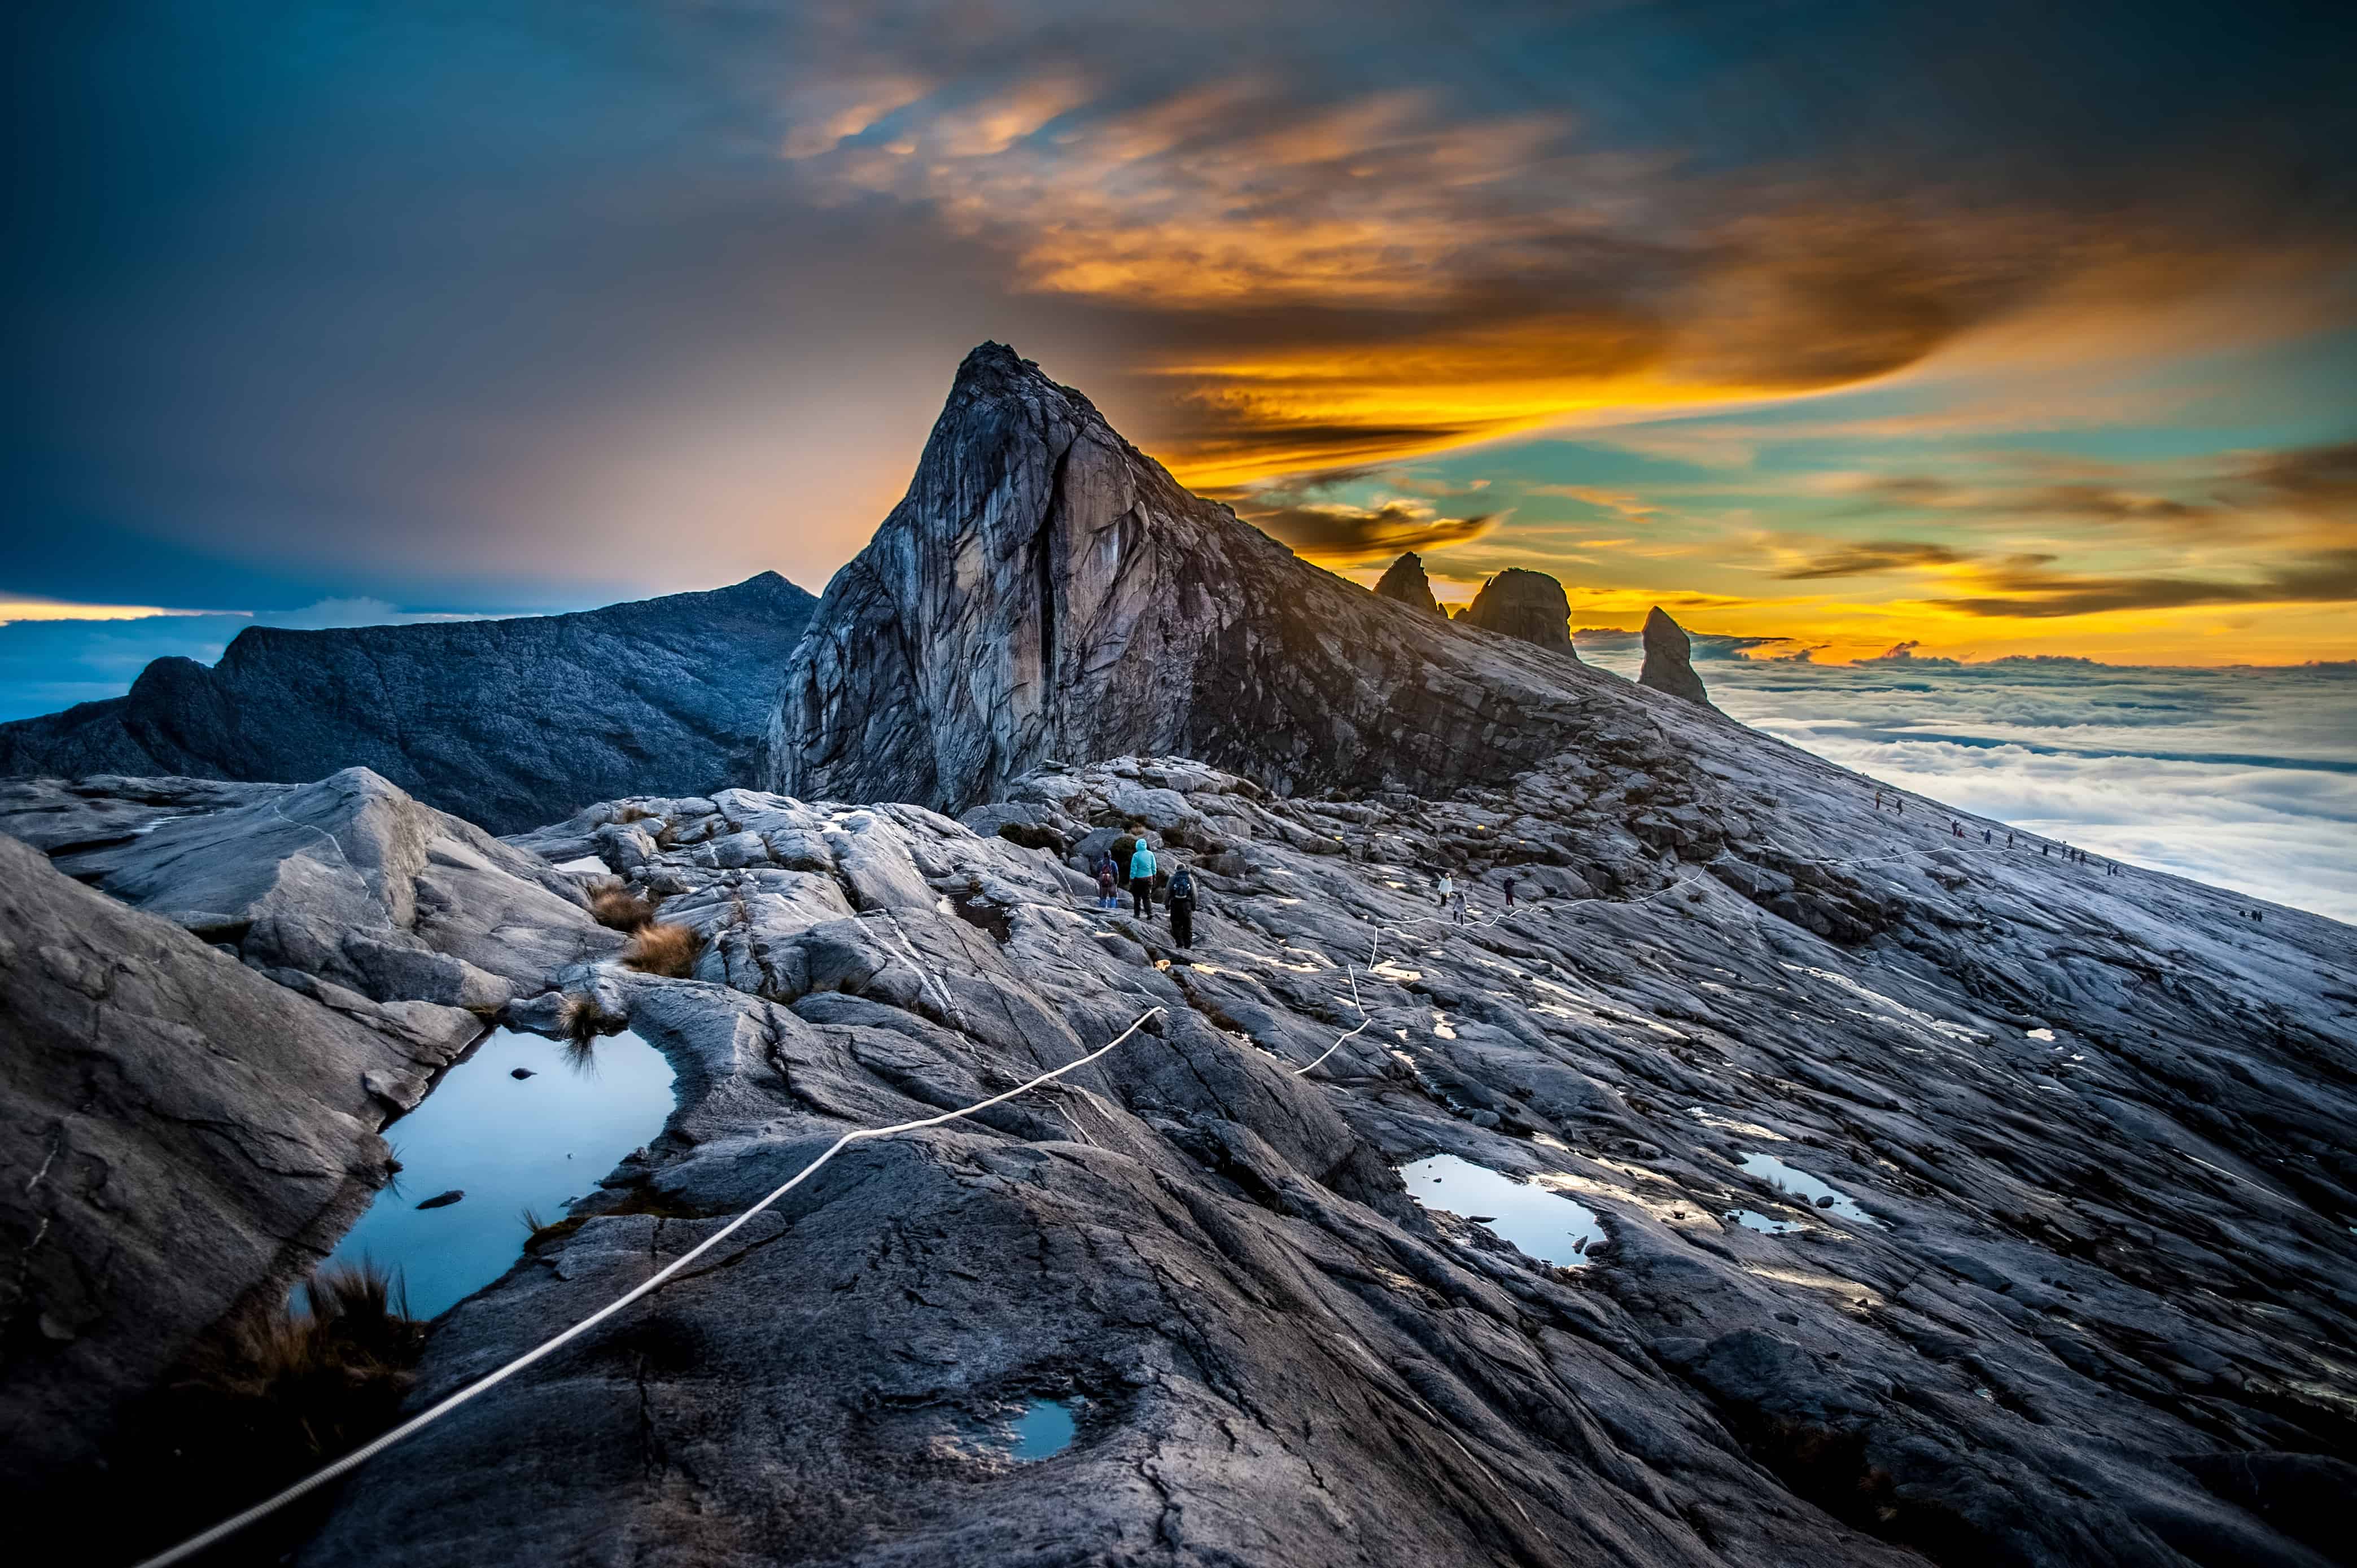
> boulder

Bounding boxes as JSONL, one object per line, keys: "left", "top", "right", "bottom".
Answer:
{"left": 12, "top": 768, "right": 622, "bottom": 1009}
{"left": 1639, "top": 606, "right": 1713, "bottom": 706}
{"left": 1461, "top": 567, "right": 1576, "bottom": 654}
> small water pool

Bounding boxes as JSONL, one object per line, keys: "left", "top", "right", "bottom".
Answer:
{"left": 1005, "top": 1398, "right": 1078, "bottom": 1461}
{"left": 313, "top": 1027, "right": 676, "bottom": 1319}
{"left": 1736, "top": 1151, "right": 1882, "bottom": 1228}
{"left": 1725, "top": 1208, "right": 1806, "bottom": 1236}
{"left": 1399, "top": 1154, "right": 1606, "bottom": 1267}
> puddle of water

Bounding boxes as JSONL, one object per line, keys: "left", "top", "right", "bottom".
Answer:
{"left": 1004, "top": 1398, "right": 1078, "bottom": 1461}
{"left": 552, "top": 854, "right": 607, "bottom": 874}
{"left": 1399, "top": 1154, "right": 1605, "bottom": 1267}
{"left": 1726, "top": 1208, "right": 1806, "bottom": 1235}
{"left": 313, "top": 1027, "right": 676, "bottom": 1319}
{"left": 1737, "top": 1151, "right": 1882, "bottom": 1228}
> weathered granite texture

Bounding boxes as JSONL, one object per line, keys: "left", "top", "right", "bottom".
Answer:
{"left": 296, "top": 751, "right": 2355, "bottom": 1568}
{"left": 1462, "top": 567, "right": 1576, "bottom": 653}
{"left": 0, "top": 834, "right": 447, "bottom": 1513}
{"left": 3, "top": 768, "right": 623, "bottom": 1019}
{"left": 765, "top": 345, "right": 1614, "bottom": 813}
{"left": 1639, "top": 606, "right": 1713, "bottom": 706}
{"left": 0, "top": 573, "right": 816, "bottom": 834}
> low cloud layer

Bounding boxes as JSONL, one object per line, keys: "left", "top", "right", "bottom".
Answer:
{"left": 1578, "top": 640, "right": 2357, "bottom": 920}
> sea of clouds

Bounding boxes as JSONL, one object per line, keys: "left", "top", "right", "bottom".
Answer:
{"left": 1577, "top": 634, "right": 2357, "bottom": 922}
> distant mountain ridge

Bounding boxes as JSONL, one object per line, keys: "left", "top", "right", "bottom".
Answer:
{"left": 0, "top": 572, "right": 815, "bottom": 833}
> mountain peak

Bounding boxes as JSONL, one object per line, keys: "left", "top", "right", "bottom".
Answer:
{"left": 764, "top": 350, "right": 1662, "bottom": 812}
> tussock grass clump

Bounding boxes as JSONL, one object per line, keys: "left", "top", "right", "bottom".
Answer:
{"left": 588, "top": 881, "right": 659, "bottom": 932}
{"left": 195, "top": 1261, "right": 423, "bottom": 1465}
{"left": 556, "top": 990, "right": 624, "bottom": 1044}
{"left": 612, "top": 803, "right": 657, "bottom": 824}
{"left": 623, "top": 921, "right": 701, "bottom": 978}
{"left": 113, "top": 1260, "right": 428, "bottom": 1562}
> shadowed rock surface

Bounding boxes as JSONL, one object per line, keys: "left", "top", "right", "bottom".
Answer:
{"left": 1640, "top": 606, "right": 1713, "bottom": 707}
{"left": 766, "top": 344, "right": 1609, "bottom": 813}
{"left": 0, "top": 573, "right": 816, "bottom": 834}
{"left": 1462, "top": 567, "right": 1576, "bottom": 653}
{"left": 1374, "top": 551, "right": 1446, "bottom": 616}
{"left": 0, "top": 834, "right": 456, "bottom": 1515}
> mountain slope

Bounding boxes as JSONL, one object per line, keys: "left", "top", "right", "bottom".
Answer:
{"left": 766, "top": 344, "right": 1692, "bottom": 813}
{"left": 0, "top": 572, "right": 816, "bottom": 834}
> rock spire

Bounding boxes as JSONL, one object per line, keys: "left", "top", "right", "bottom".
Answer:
{"left": 1374, "top": 551, "right": 1446, "bottom": 616}
{"left": 1638, "top": 605, "right": 1712, "bottom": 706}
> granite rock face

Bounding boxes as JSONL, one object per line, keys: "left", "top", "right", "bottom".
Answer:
{"left": 0, "top": 834, "right": 454, "bottom": 1513}
{"left": 1, "top": 768, "right": 622, "bottom": 1019}
{"left": 1462, "top": 567, "right": 1576, "bottom": 653}
{"left": 1372, "top": 551, "right": 1446, "bottom": 616}
{"left": 296, "top": 751, "right": 2355, "bottom": 1568}
{"left": 766, "top": 344, "right": 1615, "bottom": 813}
{"left": 0, "top": 573, "right": 816, "bottom": 834}
{"left": 1639, "top": 606, "right": 1713, "bottom": 706}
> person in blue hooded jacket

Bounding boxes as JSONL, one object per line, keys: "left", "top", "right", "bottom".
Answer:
{"left": 1129, "top": 840, "right": 1158, "bottom": 919}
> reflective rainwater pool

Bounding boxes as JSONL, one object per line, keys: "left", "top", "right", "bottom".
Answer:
{"left": 313, "top": 1027, "right": 676, "bottom": 1319}
{"left": 1736, "top": 1151, "right": 1882, "bottom": 1227}
{"left": 1399, "top": 1154, "right": 1606, "bottom": 1267}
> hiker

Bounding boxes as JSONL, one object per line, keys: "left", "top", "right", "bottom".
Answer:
{"left": 1167, "top": 861, "right": 1197, "bottom": 948}
{"left": 1095, "top": 852, "right": 1117, "bottom": 910}
{"left": 1452, "top": 888, "right": 1468, "bottom": 924}
{"left": 1873, "top": 789, "right": 1883, "bottom": 811}
{"left": 2041, "top": 843, "right": 2050, "bottom": 857}
{"left": 1130, "top": 839, "right": 1158, "bottom": 919}
{"left": 2006, "top": 832, "right": 2014, "bottom": 848}
{"left": 1436, "top": 870, "right": 1454, "bottom": 909}
{"left": 1503, "top": 874, "right": 1518, "bottom": 910}
{"left": 1952, "top": 821, "right": 1964, "bottom": 839}
{"left": 1983, "top": 827, "right": 1992, "bottom": 844}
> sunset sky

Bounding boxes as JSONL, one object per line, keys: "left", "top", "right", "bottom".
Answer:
{"left": 6, "top": 0, "right": 2354, "bottom": 665}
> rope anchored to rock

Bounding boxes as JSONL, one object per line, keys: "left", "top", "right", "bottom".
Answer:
{"left": 131, "top": 1005, "right": 1168, "bottom": 1568}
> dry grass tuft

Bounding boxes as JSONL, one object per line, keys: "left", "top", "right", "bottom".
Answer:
{"left": 556, "top": 991, "right": 624, "bottom": 1044}
{"left": 612, "top": 803, "right": 657, "bottom": 824}
{"left": 588, "top": 881, "right": 659, "bottom": 932}
{"left": 623, "top": 921, "right": 701, "bottom": 978}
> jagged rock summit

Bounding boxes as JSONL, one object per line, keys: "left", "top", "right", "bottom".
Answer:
{"left": 0, "top": 572, "right": 817, "bottom": 834}
{"left": 1462, "top": 566, "right": 1576, "bottom": 653}
{"left": 1372, "top": 550, "right": 1446, "bottom": 616}
{"left": 768, "top": 344, "right": 1638, "bottom": 813}
{"left": 1639, "top": 605, "right": 1713, "bottom": 706}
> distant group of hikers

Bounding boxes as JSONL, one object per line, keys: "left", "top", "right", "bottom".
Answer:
{"left": 1092, "top": 825, "right": 1516, "bottom": 947}
{"left": 1871, "top": 789, "right": 2121, "bottom": 877}
{"left": 1094, "top": 836, "right": 1198, "bottom": 947}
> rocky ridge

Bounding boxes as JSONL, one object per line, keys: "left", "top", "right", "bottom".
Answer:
{"left": 1640, "top": 606, "right": 1713, "bottom": 707}
{"left": 283, "top": 744, "right": 2357, "bottom": 1568}
{"left": 0, "top": 572, "right": 817, "bottom": 834}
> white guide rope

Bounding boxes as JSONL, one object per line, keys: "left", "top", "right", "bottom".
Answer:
{"left": 132, "top": 1006, "right": 1167, "bottom": 1568}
